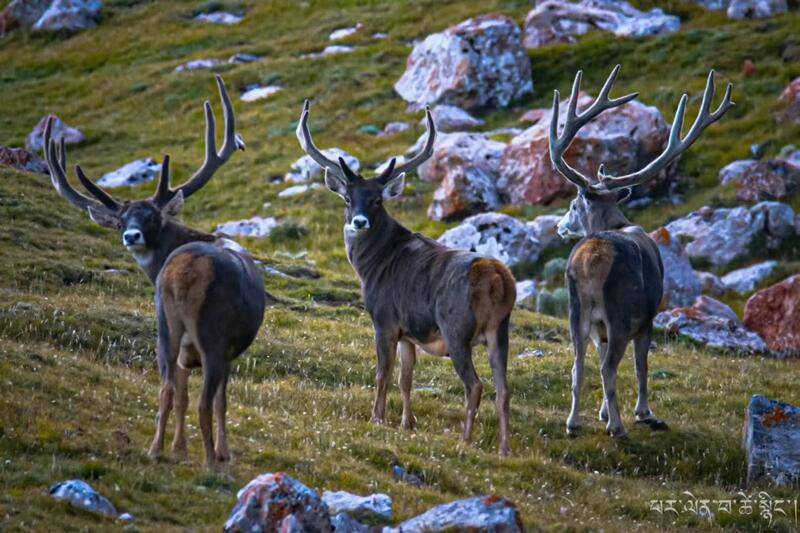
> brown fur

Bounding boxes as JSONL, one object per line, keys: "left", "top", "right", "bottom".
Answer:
{"left": 469, "top": 258, "right": 516, "bottom": 334}
{"left": 570, "top": 239, "right": 615, "bottom": 293}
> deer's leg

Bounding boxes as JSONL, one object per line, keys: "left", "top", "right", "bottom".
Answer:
{"left": 487, "top": 316, "right": 511, "bottom": 456}
{"left": 213, "top": 366, "right": 231, "bottom": 463}
{"left": 397, "top": 340, "right": 417, "bottom": 431}
{"left": 633, "top": 326, "right": 667, "bottom": 430}
{"left": 170, "top": 363, "right": 189, "bottom": 461}
{"left": 371, "top": 330, "right": 397, "bottom": 425}
{"left": 149, "top": 306, "right": 181, "bottom": 460}
{"left": 449, "top": 339, "right": 482, "bottom": 444}
{"left": 601, "top": 327, "right": 628, "bottom": 437}
{"left": 595, "top": 341, "right": 609, "bottom": 422}
{"left": 566, "top": 286, "right": 590, "bottom": 436}
{"left": 198, "top": 356, "right": 226, "bottom": 468}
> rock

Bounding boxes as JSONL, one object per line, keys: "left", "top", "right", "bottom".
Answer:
{"left": 522, "top": 0, "right": 679, "bottom": 49}
{"left": 515, "top": 280, "right": 537, "bottom": 308}
{"left": 719, "top": 159, "right": 759, "bottom": 185}
{"left": 173, "top": 58, "right": 221, "bottom": 73}
{"left": 744, "top": 274, "right": 800, "bottom": 354}
{"left": 777, "top": 77, "right": 800, "bottom": 124}
{"left": 224, "top": 473, "right": 331, "bottom": 533}
{"left": 727, "top": 0, "right": 787, "bottom": 19}
{"left": 321, "top": 491, "right": 392, "bottom": 523}
{"left": 438, "top": 212, "right": 540, "bottom": 267}
{"left": 517, "top": 348, "right": 544, "bottom": 359}
{"left": 499, "top": 92, "right": 672, "bottom": 205}
{"left": 394, "top": 14, "right": 533, "bottom": 111}
{"left": 425, "top": 104, "right": 484, "bottom": 132}
{"left": 663, "top": 202, "right": 795, "bottom": 269}
{"left": 278, "top": 184, "right": 319, "bottom": 198}
{"left": 240, "top": 85, "right": 282, "bottom": 102}
{"left": 649, "top": 227, "right": 702, "bottom": 309}
{"left": 654, "top": 295, "right": 768, "bottom": 354}
{"left": 285, "top": 148, "right": 360, "bottom": 183}
{"left": 194, "top": 12, "right": 242, "bottom": 25}
{"left": 526, "top": 214, "right": 566, "bottom": 251}
{"left": 329, "top": 23, "right": 362, "bottom": 40}
{"left": 0, "top": 145, "right": 48, "bottom": 174}
{"left": 376, "top": 121, "right": 411, "bottom": 137}
{"left": 96, "top": 158, "right": 161, "bottom": 188}
{"left": 228, "top": 52, "right": 260, "bottom": 64}
{"left": 304, "top": 45, "right": 354, "bottom": 59}
{"left": 743, "top": 395, "right": 800, "bottom": 487}
{"left": 721, "top": 260, "right": 779, "bottom": 295}
{"left": 32, "top": 0, "right": 101, "bottom": 32}
{"left": 697, "top": 271, "right": 728, "bottom": 296}
{"left": 536, "top": 288, "right": 569, "bottom": 318}
{"left": 692, "top": 0, "right": 728, "bottom": 8}
{"left": 26, "top": 114, "right": 85, "bottom": 152}
{"left": 422, "top": 132, "right": 506, "bottom": 221}
{"left": 216, "top": 216, "right": 281, "bottom": 238}
{"left": 372, "top": 32, "right": 388, "bottom": 40}
{"left": 49, "top": 480, "right": 117, "bottom": 518}
{"left": 734, "top": 159, "right": 799, "bottom": 202}
{"left": 330, "top": 512, "right": 370, "bottom": 532}
{"left": 391, "top": 465, "right": 424, "bottom": 487}
{"left": 118, "top": 512, "right": 135, "bottom": 522}
{"left": 0, "top": 0, "right": 50, "bottom": 32}
{"left": 391, "top": 495, "right": 524, "bottom": 533}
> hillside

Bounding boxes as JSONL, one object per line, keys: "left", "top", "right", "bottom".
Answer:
{"left": 1, "top": 0, "right": 800, "bottom": 530}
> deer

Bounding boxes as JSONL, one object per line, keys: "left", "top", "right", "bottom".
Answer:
{"left": 549, "top": 65, "right": 734, "bottom": 437}
{"left": 296, "top": 101, "right": 516, "bottom": 455}
{"left": 42, "top": 76, "right": 266, "bottom": 468}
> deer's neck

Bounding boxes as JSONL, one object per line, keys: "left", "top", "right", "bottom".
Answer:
{"left": 345, "top": 211, "right": 410, "bottom": 284}
{"left": 137, "top": 220, "right": 216, "bottom": 284}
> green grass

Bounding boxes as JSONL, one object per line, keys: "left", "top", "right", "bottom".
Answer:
{"left": 1, "top": 1, "right": 800, "bottom": 530}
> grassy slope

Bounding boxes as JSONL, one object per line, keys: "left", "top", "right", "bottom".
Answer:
{"left": 1, "top": 0, "right": 800, "bottom": 530}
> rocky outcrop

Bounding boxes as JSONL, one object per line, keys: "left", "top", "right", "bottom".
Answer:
{"left": 390, "top": 496, "right": 524, "bottom": 533}
{"left": 649, "top": 227, "right": 702, "bottom": 309}
{"left": 777, "top": 76, "right": 800, "bottom": 124}
{"left": 426, "top": 104, "right": 484, "bottom": 132}
{"left": 0, "top": 145, "right": 48, "bottom": 174}
{"left": 284, "top": 148, "right": 360, "bottom": 183}
{"left": 743, "top": 395, "right": 800, "bottom": 487}
{"left": 394, "top": 14, "right": 533, "bottom": 111}
{"left": 721, "top": 260, "right": 778, "bottom": 295}
{"left": 720, "top": 158, "right": 799, "bottom": 202}
{"left": 698, "top": 271, "right": 727, "bottom": 296}
{"left": 727, "top": 0, "right": 787, "bottom": 19}
{"left": 523, "top": 0, "right": 680, "bottom": 49}
{"left": 499, "top": 92, "right": 672, "bottom": 205}
{"left": 96, "top": 158, "right": 161, "bottom": 188}
{"left": 438, "top": 212, "right": 540, "bottom": 267}
{"left": 744, "top": 274, "right": 800, "bottom": 354}
{"left": 33, "top": 0, "right": 102, "bottom": 31}
{"left": 26, "top": 114, "right": 85, "bottom": 152}
{"left": 49, "top": 480, "right": 118, "bottom": 518}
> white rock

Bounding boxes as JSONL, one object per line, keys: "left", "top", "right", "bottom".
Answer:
{"left": 425, "top": 104, "right": 484, "bottom": 132}
{"left": 278, "top": 184, "right": 320, "bottom": 198}
{"left": 377, "top": 122, "right": 412, "bottom": 137}
{"left": 719, "top": 159, "right": 759, "bottom": 185}
{"left": 721, "top": 260, "right": 779, "bottom": 295}
{"left": 194, "top": 12, "right": 242, "bottom": 25}
{"left": 228, "top": 53, "right": 261, "bottom": 64}
{"left": 303, "top": 45, "right": 354, "bottom": 59}
{"left": 33, "top": 0, "right": 102, "bottom": 32}
{"left": 727, "top": 0, "right": 787, "bottom": 19}
{"left": 438, "top": 212, "right": 540, "bottom": 267}
{"left": 96, "top": 158, "right": 161, "bottom": 188}
{"left": 216, "top": 216, "right": 281, "bottom": 238}
{"left": 174, "top": 59, "right": 220, "bottom": 73}
{"left": 526, "top": 215, "right": 566, "bottom": 251}
{"left": 26, "top": 114, "right": 85, "bottom": 151}
{"left": 321, "top": 490, "right": 392, "bottom": 523}
{"left": 240, "top": 86, "right": 282, "bottom": 102}
{"left": 515, "top": 280, "right": 537, "bottom": 308}
{"left": 329, "top": 23, "right": 362, "bottom": 40}
{"left": 649, "top": 228, "right": 702, "bottom": 309}
{"left": 284, "top": 148, "right": 360, "bottom": 183}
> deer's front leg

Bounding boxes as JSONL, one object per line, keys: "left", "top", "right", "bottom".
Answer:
{"left": 371, "top": 329, "right": 398, "bottom": 425}
{"left": 397, "top": 340, "right": 417, "bottom": 431}
{"left": 148, "top": 354, "right": 175, "bottom": 460}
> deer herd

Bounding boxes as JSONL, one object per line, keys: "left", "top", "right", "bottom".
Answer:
{"left": 42, "top": 66, "right": 733, "bottom": 467}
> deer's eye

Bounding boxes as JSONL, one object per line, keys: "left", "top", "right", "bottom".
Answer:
{"left": 372, "top": 197, "right": 382, "bottom": 206}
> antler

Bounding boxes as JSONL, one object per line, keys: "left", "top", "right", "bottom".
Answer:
{"left": 296, "top": 99, "right": 350, "bottom": 183}
{"left": 154, "top": 75, "right": 244, "bottom": 206}
{"left": 377, "top": 106, "right": 436, "bottom": 184}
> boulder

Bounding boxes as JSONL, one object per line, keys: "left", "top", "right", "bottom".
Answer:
{"left": 649, "top": 227, "right": 702, "bottom": 309}
{"left": 321, "top": 491, "right": 392, "bottom": 523}
{"left": 394, "top": 14, "right": 533, "bottom": 111}
{"left": 727, "top": 0, "right": 787, "bottom": 19}
{"left": 330, "top": 512, "right": 370, "bottom": 532}
{"left": 216, "top": 216, "right": 281, "bottom": 238}
{"left": 329, "top": 23, "right": 362, "bottom": 41}
{"left": 390, "top": 496, "right": 524, "bottom": 533}
{"left": 26, "top": 114, "right": 85, "bottom": 152}
{"left": 425, "top": 104, "right": 484, "bottom": 132}
{"left": 240, "top": 85, "right": 282, "bottom": 102}
{"left": 719, "top": 159, "right": 759, "bottom": 185}
{"left": 515, "top": 280, "right": 537, "bottom": 309}
{"left": 0, "top": 145, "right": 48, "bottom": 174}
{"left": 724, "top": 158, "right": 799, "bottom": 202}
{"left": 654, "top": 295, "right": 768, "bottom": 354}
{"left": 303, "top": 45, "right": 354, "bottom": 59}
{"left": 96, "top": 158, "right": 161, "bottom": 188}
{"left": 744, "top": 274, "right": 800, "bottom": 354}
{"left": 0, "top": 0, "right": 50, "bottom": 32}
{"left": 697, "top": 271, "right": 728, "bottom": 296}
{"left": 49, "top": 480, "right": 117, "bottom": 518}
{"left": 743, "top": 395, "right": 800, "bottom": 487}
{"left": 421, "top": 132, "right": 505, "bottom": 221}
{"left": 33, "top": 0, "right": 102, "bottom": 31}
{"left": 228, "top": 52, "right": 261, "bottom": 64}
{"left": 285, "top": 148, "right": 360, "bottom": 183}
{"left": 224, "top": 473, "right": 331, "bottom": 533}
{"left": 438, "top": 212, "right": 540, "bottom": 267}
{"left": 194, "top": 12, "right": 242, "bottom": 25}
{"left": 173, "top": 58, "right": 221, "bottom": 73}
{"left": 377, "top": 121, "right": 411, "bottom": 137}
{"left": 498, "top": 93, "right": 672, "bottom": 205}
{"left": 526, "top": 214, "right": 566, "bottom": 251}
{"left": 522, "top": 0, "right": 680, "bottom": 49}
{"left": 777, "top": 77, "right": 800, "bottom": 124}
{"left": 721, "top": 260, "right": 779, "bottom": 295}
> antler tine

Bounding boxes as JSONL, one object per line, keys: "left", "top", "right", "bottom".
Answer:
{"left": 381, "top": 105, "right": 436, "bottom": 183}
{"left": 296, "top": 99, "right": 349, "bottom": 182}
{"left": 75, "top": 165, "right": 120, "bottom": 211}
{"left": 593, "top": 70, "right": 735, "bottom": 191}
{"left": 153, "top": 154, "right": 171, "bottom": 205}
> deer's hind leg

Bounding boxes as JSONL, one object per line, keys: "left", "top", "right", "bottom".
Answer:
{"left": 149, "top": 301, "right": 183, "bottom": 461}
{"left": 213, "top": 365, "right": 232, "bottom": 463}
{"left": 487, "top": 315, "right": 511, "bottom": 456}
{"left": 397, "top": 340, "right": 417, "bottom": 431}
{"left": 633, "top": 325, "right": 667, "bottom": 431}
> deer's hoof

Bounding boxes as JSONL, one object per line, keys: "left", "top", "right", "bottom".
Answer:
{"left": 566, "top": 425, "right": 581, "bottom": 438}
{"left": 215, "top": 449, "right": 231, "bottom": 463}
{"left": 370, "top": 416, "right": 387, "bottom": 426}
{"left": 636, "top": 417, "right": 669, "bottom": 431}
{"left": 498, "top": 444, "right": 510, "bottom": 457}
{"left": 401, "top": 416, "right": 417, "bottom": 431}
{"left": 607, "top": 425, "right": 627, "bottom": 438}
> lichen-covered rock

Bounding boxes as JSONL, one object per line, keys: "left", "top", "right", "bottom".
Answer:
{"left": 523, "top": 0, "right": 680, "bottom": 48}
{"left": 390, "top": 495, "right": 524, "bottom": 533}
{"left": 216, "top": 216, "right": 281, "bottom": 239}
{"left": 498, "top": 93, "right": 672, "bottom": 205}
{"left": 654, "top": 295, "right": 767, "bottom": 354}
{"left": 721, "top": 260, "right": 779, "bottom": 295}
{"left": 719, "top": 159, "right": 759, "bottom": 185}
{"left": 96, "top": 158, "right": 161, "bottom": 188}
{"left": 697, "top": 270, "right": 728, "bottom": 296}
{"left": 727, "top": 0, "right": 787, "bottom": 19}
{"left": 649, "top": 227, "right": 701, "bottom": 309}
{"left": 224, "top": 473, "right": 332, "bottom": 533}
{"left": 394, "top": 14, "right": 532, "bottom": 111}
{"left": 744, "top": 274, "right": 800, "bottom": 354}
{"left": 425, "top": 104, "right": 484, "bottom": 132}
{"left": 0, "top": 145, "right": 48, "bottom": 174}
{"left": 33, "top": 0, "right": 102, "bottom": 31}
{"left": 49, "top": 480, "right": 117, "bottom": 518}
{"left": 722, "top": 158, "right": 799, "bottom": 202}
{"left": 26, "top": 114, "right": 85, "bottom": 151}
{"left": 526, "top": 214, "right": 566, "bottom": 251}
{"left": 285, "top": 148, "right": 360, "bottom": 183}
{"left": 0, "top": 0, "right": 50, "bottom": 32}
{"left": 438, "top": 212, "right": 540, "bottom": 267}
{"left": 777, "top": 76, "right": 800, "bottom": 124}
{"left": 743, "top": 395, "right": 800, "bottom": 487}
{"left": 321, "top": 491, "right": 392, "bottom": 523}
{"left": 330, "top": 512, "right": 370, "bottom": 532}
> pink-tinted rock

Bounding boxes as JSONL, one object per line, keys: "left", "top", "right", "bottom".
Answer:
{"left": 0, "top": 145, "right": 48, "bottom": 174}
{"left": 394, "top": 14, "right": 532, "bottom": 111}
{"left": 498, "top": 93, "right": 672, "bottom": 205}
{"left": 26, "top": 114, "right": 85, "bottom": 152}
{"left": 744, "top": 274, "right": 800, "bottom": 354}
{"left": 777, "top": 77, "right": 800, "bottom": 124}
{"left": 725, "top": 159, "right": 800, "bottom": 202}
{"left": 425, "top": 104, "right": 484, "bottom": 132}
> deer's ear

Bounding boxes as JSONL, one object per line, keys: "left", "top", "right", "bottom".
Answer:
{"left": 87, "top": 206, "right": 122, "bottom": 230}
{"left": 382, "top": 172, "right": 406, "bottom": 200}
{"left": 615, "top": 187, "right": 633, "bottom": 204}
{"left": 324, "top": 167, "right": 347, "bottom": 198}
{"left": 161, "top": 190, "right": 184, "bottom": 219}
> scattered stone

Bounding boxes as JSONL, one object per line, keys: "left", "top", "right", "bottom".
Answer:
{"left": 523, "top": 0, "right": 679, "bottom": 49}
{"left": 240, "top": 85, "right": 282, "bottom": 102}
{"left": 394, "top": 14, "right": 533, "bottom": 111}
{"left": 515, "top": 280, "right": 537, "bottom": 308}
{"left": 654, "top": 295, "right": 767, "bottom": 354}
{"left": 425, "top": 104, "right": 484, "bottom": 132}
{"left": 32, "top": 0, "right": 102, "bottom": 32}
{"left": 649, "top": 227, "right": 702, "bottom": 308}
{"left": 517, "top": 348, "right": 544, "bottom": 359}
{"left": 743, "top": 395, "right": 800, "bottom": 487}
{"left": 391, "top": 495, "right": 523, "bottom": 533}
{"left": 330, "top": 512, "right": 370, "bottom": 532}
{"left": 224, "top": 473, "right": 331, "bottom": 533}
{"left": 228, "top": 52, "right": 260, "bottom": 64}
{"left": 329, "top": 22, "right": 362, "bottom": 40}
{"left": 285, "top": 148, "right": 360, "bottom": 183}
{"left": 49, "top": 480, "right": 117, "bottom": 518}
{"left": 174, "top": 58, "right": 221, "bottom": 73}
{"left": 721, "top": 260, "right": 779, "bottom": 295}
{"left": 744, "top": 274, "right": 800, "bottom": 354}
{"left": 96, "top": 158, "right": 160, "bottom": 188}
{"left": 0, "top": 145, "right": 48, "bottom": 174}
{"left": 499, "top": 92, "right": 672, "bottom": 205}
{"left": 278, "top": 184, "right": 320, "bottom": 198}
{"left": 321, "top": 491, "right": 392, "bottom": 523}
{"left": 26, "top": 114, "right": 85, "bottom": 152}
{"left": 372, "top": 32, "right": 388, "bottom": 40}
{"left": 377, "top": 121, "right": 411, "bottom": 137}
{"left": 216, "top": 216, "right": 281, "bottom": 239}
{"left": 698, "top": 271, "right": 728, "bottom": 296}
{"left": 303, "top": 45, "right": 354, "bottom": 59}
{"left": 526, "top": 214, "right": 566, "bottom": 251}
{"left": 536, "top": 288, "right": 569, "bottom": 318}
{"left": 777, "top": 77, "right": 800, "bottom": 124}
{"left": 194, "top": 11, "right": 242, "bottom": 25}
{"left": 118, "top": 512, "right": 135, "bottom": 522}
{"left": 438, "top": 212, "right": 540, "bottom": 267}
{"left": 727, "top": 0, "right": 787, "bottom": 19}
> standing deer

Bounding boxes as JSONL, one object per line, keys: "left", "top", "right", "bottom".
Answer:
{"left": 550, "top": 66, "right": 733, "bottom": 437}
{"left": 42, "top": 76, "right": 266, "bottom": 467}
{"left": 297, "top": 101, "right": 516, "bottom": 455}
